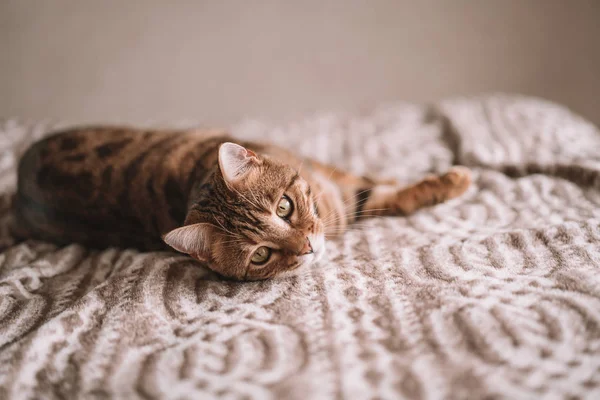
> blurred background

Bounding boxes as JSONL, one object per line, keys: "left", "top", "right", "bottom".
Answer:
{"left": 2, "top": 0, "right": 599, "bottom": 127}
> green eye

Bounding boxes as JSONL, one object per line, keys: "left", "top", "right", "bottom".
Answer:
{"left": 276, "top": 195, "right": 294, "bottom": 218}
{"left": 251, "top": 246, "right": 271, "bottom": 264}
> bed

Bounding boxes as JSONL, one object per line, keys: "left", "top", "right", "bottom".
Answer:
{"left": 1, "top": 94, "right": 600, "bottom": 399}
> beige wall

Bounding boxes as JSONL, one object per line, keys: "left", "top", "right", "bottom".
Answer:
{"left": 2, "top": 0, "right": 600, "bottom": 127}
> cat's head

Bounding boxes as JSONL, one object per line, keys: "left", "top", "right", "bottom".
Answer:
{"left": 163, "top": 142, "right": 325, "bottom": 280}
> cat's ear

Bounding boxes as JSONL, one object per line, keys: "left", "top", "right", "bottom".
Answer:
{"left": 218, "top": 142, "right": 261, "bottom": 185}
{"left": 162, "top": 223, "right": 212, "bottom": 262}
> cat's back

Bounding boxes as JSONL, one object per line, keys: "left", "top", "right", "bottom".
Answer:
{"left": 19, "top": 126, "right": 188, "bottom": 174}
{"left": 17, "top": 126, "right": 178, "bottom": 207}
{"left": 15, "top": 126, "right": 228, "bottom": 248}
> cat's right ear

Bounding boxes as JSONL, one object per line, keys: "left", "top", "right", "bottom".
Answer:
{"left": 162, "top": 223, "right": 212, "bottom": 262}
{"left": 218, "top": 142, "right": 261, "bottom": 187}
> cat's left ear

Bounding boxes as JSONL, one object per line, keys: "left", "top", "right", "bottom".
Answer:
{"left": 162, "top": 223, "right": 213, "bottom": 262}
{"left": 218, "top": 142, "right": 261, "bottom": 186}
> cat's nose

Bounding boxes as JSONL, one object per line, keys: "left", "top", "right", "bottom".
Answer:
{"left": 300, "top": 237, "right": 313, "bottom": 255}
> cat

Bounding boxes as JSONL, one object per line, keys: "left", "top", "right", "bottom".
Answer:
{"left": 14, "top": 126, "right": 471, "bottom": 280}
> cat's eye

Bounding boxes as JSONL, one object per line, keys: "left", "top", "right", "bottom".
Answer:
{"left": 276, "top": 195, "right": 294, "bottom": 218}
{"left": 251, "top": 246, "right": 271, "bottom": 265}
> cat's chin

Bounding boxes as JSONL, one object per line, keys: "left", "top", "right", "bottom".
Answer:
{"left": 306, "top": 234, "right": 326, "bottom": 265}
{"left": 276, "top": 244, "right": 326, "bottom": 279}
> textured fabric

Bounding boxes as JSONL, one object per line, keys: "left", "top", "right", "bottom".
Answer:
{"left": 2, "top": 95, "right": 600, "bottom": 399}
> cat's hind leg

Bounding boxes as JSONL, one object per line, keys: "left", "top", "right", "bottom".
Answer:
{"left": 356, "top": 166, "right": 472, "bottom": 219}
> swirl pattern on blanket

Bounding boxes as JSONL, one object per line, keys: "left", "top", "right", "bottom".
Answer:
{"left": 1, "top": 95, "right": 600, "bottom": 399}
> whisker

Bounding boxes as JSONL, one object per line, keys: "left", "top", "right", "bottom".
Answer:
{"left": 340, "top": 187, "right": 373, "bottom": 208}
{"left": 242, "top": 191, "right": 262, "bottom": 210}
{"left": 327, "top": 225, "right": 369, "bottom": 234}
{"left": 247, "top": 185, "right": 262, "bottom": 209}
{"left": 212, "top": 218, "right": 239, "bottom": 238}
{"left": 297, "top": 159, "right": 305, "bottom": 175}
{"left": 220, "top": 241, "right": 246, "bottom": 247}
{"left": 324, "top": 221, "right": 388, "bottom": 236}
{"left": 325, "top": 166, "right": 338, "bottom": 181}
{"left": 325, "top": 228, "right": 367, "bottom": 235}
{"left": 322, "top": 208, "right": 390, "bottom": 226}
{"left": 323, "top": 209, "right": 387, "bottom": 227}
{"left": 319, "top": 190, "right": 378, "bottom": 225}
{"left": 324, "top": 222, "right": 384, "bottom": 232}
{"left": 313, "top": 184, "right": 328, "bottom": 203}
{"left": 219, "top": 236, "right": 246, "bottom": 244}
{"left": 231, "top": 188, "right": 255, "bottom": 207}
{"left": 312, "top": 166, "right": 340, "bottom": 202}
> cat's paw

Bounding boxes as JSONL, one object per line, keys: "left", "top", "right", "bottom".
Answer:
{"left": 442, "top": 166, "right": 472, "bottom": 198}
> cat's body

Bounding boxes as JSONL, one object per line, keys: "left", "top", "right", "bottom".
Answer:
{"left": 15, "top": 127, "right": 471, "bottom": 280}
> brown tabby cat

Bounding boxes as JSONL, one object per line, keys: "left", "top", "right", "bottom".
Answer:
{"left": 14, "top": 127, "right": 471, "bottom": 280}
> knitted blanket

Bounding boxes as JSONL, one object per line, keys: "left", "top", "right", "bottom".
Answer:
{"left": 1, "top": 95, "right": 600, "bottom": 399}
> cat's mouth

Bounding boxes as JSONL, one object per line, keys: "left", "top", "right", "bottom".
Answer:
{"left": 307, "top": 233, "right": 324, "bottom": 255}
{"left": 298, "top": 234, "right": 325, "bottom": 266}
